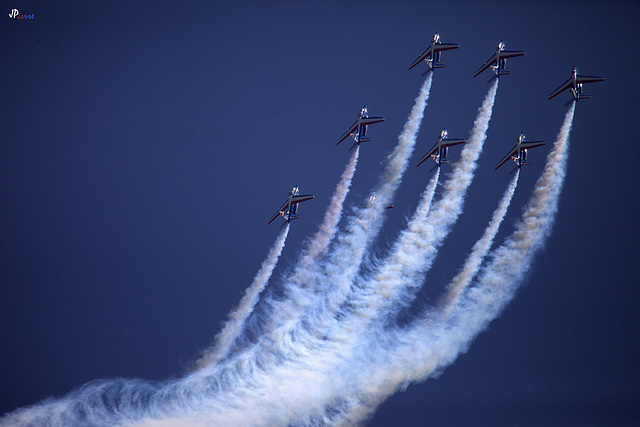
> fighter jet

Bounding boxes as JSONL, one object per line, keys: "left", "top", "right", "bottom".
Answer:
{"left": 409, "top": 32, "right": 459, "bottom": 76}
{"left": 416, "top": 128, "right": 466, "bottom": 173}
{"left": 349, "top": 194, "right": 394, "bottom": 231}
{"left": 495, "top": 132, "right": 546, "bottom": 173}
{"left": 548, "top": 66, "right": 604, "bottom": 107}
{"left": 473, "top": 41, "right": 525, "bottom": 83}
{"left": 337, "top": 106, "right": 385, "bottom": 151}
{"left": 268, "top": 185, "right": 314, "bottom": 227}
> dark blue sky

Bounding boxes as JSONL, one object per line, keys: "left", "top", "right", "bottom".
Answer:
{"left": 2, "top": 0, "right": 639, "bottom": 424}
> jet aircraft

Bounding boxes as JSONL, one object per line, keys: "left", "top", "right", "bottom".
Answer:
{"left": 473, "top": 41, "right": 525, "bottom": 83}
{"left": 416, "top": 128, "right": 466, "bottom": 172}
{"left": 349, "top": 194, "right": 394, "bottom": 231}
{"left": 409, "top": 32, "right": 459, "bottom": 76}
{"left": 268, "top": 185, "right": 314, "bottom": 227}
{"left": 337, "top": 106, "right": 384, "bottom": 151}
{"left": 495, "top": 132, "right": 546, "bottom": 173}
{"left": 548, "top": 66, "right": 604, "bottom": 107}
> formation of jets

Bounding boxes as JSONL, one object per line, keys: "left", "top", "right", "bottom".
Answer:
{"left": 416, "top": 129, "right": 466, "bottom": 173}
{"left": 495, "top": 132, "right": 546, "bottom": 174}
{"left": 269, "top": 34, "right": 604, "bottom": 225}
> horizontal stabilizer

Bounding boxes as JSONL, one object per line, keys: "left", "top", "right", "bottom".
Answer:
{"left": 279, "top": 216, "right": 300, "bottom": 229}
{"left": 421, "top": 63, "right": 445, "bottom": 77}
{"left": 349, "top": 138, "right": 371, "bottom": 151}
{"left": 566, "top": 94, "right": 592, "bottom": 106}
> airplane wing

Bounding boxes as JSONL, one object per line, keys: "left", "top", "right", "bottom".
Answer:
{"left": 409, "top": 46, "right": 434, "bottom": 70}
{"left": 576, "top": 75, "right": 605, "bottom": 85}
{"left": 520, "top": 141, "right": 546, "bottom": 150}
{"left": 495, "top": 145, "right": 518, "bottom": 170}
{"left": 290, "top": 194, "right": 314, "bottom": 204}
{"left": 473, "top": 53, "right": 498, "bottom": 78}
{"left": 337, "top": 120, "right": 359, "bottom": 145}
{"left": 360, "top": 117, "right": 385, "bottom": 126}
{"left": 268, "top": 199, "right": 290, "bottom": 224}
{"left": 416, "top": 142, "right": 440, "bottom": 167}
{"left": 440, "top": 138, "right": 466, "bottom": 148}
{"left": 434, "top": 43, "right": 459, "bottom": 53}
{"left": 500, "top": 50, "right": 525, "bottom": 59}
{"left": 547, "top": 76, "right": 573, "bottom": 100}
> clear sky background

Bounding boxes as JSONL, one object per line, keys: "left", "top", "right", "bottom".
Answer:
{"left": 2, "top": 0, "right": 639, "bottom": 425}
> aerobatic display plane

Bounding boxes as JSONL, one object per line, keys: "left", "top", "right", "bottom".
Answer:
{"left": 268, "top": 185, "right": 314, "bottom": 228}
{"left": 473, "top": 40, "right": 525, "bottom": 83}
{"left": 548, "top": 66, "right": 604, "bottom": 107}
{"left": 416, "top": 128, "right": 466, "bottom": 173}
{"left": 349, "top": 194, "right": 394, "bottom": 231}
{"left": 495, "top": 132, "right": 546, "bottom": 173}
{"left": 408, "top": 32, "right": 459, "bottom": 76}
{"left": 337, "top": 106, "right": 384, "bottom": 151}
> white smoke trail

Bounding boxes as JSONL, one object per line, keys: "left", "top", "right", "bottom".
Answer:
{"left": 144, "top": 75, "right": 437, "bottom": 425}
{"left": 194, "top": 223, "right": 290, "bottom": 369}
{"left": 316, "top": 73, "right": 434, "bottom": 319}
{"left": 343, "top": 79, "right": 499, "bottom": 327}
{"left": 301, "top": 146, "right": 361, "bottom": 263}
{"left": 263, "top": 81, "right": 500, "bottom": 424}
{"left": 378, "top": 79, "right": 499, "bottom": 312}
{"left": 0, "top": 82, "right": 577, "bottom": 427}
{"left": 341, "top": 167, "right": 440, "bottom": 320}
{"left": 331, "top": 104, "right": 576, "bottom": 425}
{"left": 250, "top": 146, "right": 359, "bottom": 339}
{"left": 193, "top": 79, "right": 500, "bottom": 425}
{"left": 441, "top": 168, "right": 519, "bottom": 313}
{"left": 135, "top": 76, "right": 436, "bottom": 425}
{"left": 261, "top": 74, "right": 433, "bottom": 343}
{"left": 180, "top": 77, "right": 437, "bottom": 423}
